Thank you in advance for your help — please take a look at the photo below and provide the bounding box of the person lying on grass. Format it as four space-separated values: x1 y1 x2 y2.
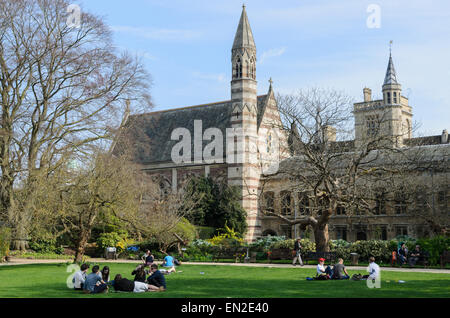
83 265 108 294
112 274 164 293
147 264 167 291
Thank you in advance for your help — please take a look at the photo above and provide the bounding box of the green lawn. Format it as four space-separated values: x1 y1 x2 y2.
0 263 449 298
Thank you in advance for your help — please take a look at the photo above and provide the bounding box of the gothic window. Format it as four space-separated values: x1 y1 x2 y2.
394 191 407 215
387 92 391 104
298 192 310 215
374 190 387 215
335 227 347 241
336 205 346 215
366 115 380 137
280 191 292 216
393 92 397 103
266 132 272 153
280 224 292 238
395 226 408 237
246 60 249 78
374 226 388 240
263 191 275 213
235 57 242 79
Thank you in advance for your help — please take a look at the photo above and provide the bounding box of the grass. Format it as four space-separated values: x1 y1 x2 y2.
0 263 449 298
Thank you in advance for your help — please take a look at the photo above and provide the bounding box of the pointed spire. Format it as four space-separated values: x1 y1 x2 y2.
232 4 255 50
383 47 399 85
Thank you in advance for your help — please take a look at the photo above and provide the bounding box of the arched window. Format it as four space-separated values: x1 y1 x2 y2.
281 191 292 216
263 191 275 213
246 60 249 78
235 58 241 79
387 92 391 104
298 192 310 215
393 92 397 103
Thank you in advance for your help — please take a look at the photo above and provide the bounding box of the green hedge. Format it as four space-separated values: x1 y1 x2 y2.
180 236 449 265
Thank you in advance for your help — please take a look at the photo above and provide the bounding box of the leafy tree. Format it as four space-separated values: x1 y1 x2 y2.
185 177 247 236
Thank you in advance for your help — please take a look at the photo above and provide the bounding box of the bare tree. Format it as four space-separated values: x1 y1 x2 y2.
0 0 152 249
258 88 427 252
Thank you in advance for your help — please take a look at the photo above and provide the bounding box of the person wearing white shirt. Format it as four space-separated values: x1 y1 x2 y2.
366 257 380 280
73 263 89 290
316 258 327 276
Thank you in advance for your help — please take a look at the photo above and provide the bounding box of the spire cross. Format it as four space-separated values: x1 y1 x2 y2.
269 77 273 86
389 40 393 55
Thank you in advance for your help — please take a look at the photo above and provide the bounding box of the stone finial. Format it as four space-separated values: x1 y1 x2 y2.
442 129 448 144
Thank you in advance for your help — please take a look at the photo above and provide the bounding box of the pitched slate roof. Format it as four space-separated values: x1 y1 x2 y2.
383 53 399 85
120 95 269 165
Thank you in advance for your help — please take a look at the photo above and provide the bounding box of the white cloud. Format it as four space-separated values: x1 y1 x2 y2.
259 47 287 64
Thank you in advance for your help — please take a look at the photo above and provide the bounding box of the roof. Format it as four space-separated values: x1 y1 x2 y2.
119 95 269 165
232 5 255 50
383 53 399 85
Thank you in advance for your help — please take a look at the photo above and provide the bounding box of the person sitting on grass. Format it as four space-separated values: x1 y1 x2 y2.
162 252 176 273
331 258 350 280
83 265 108 294
100 266 110 283
73 263 89 290
132 264 148 283
112 274 158 293
147 264 166 291
316 258 331 279
142 250 154 266
363 256 380 281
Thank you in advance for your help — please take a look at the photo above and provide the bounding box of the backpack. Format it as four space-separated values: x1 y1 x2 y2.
351 273 363 281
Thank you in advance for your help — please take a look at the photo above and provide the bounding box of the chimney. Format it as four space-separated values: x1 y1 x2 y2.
363 88 372 102
323 125 337 143
442 129 448 144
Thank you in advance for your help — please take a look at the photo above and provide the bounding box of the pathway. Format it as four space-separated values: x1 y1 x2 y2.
1 257 449 274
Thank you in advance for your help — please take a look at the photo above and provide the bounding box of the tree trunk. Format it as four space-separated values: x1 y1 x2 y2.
74 231 90 263
313 224 330 252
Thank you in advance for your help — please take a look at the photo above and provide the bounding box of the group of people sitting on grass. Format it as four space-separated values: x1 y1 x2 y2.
314 256 380 281
72 250 178 294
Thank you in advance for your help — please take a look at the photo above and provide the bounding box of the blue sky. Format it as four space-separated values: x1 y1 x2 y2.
80 0 450 136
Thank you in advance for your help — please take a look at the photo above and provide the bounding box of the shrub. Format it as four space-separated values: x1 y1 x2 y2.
416 236 450 266
96 230 132 253
248 236 286 251
29 238 63 254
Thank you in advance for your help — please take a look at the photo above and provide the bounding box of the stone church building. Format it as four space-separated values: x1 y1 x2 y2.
120 6 449 242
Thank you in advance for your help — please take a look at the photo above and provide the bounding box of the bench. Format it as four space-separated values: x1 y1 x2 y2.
268 248 295 262
212 247 246 263
441 250 450 268
302 252 337 264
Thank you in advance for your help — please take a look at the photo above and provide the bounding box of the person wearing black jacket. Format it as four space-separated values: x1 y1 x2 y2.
147 264 166 291
292 238 303 266
131 264 148 283
113 274 153 293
